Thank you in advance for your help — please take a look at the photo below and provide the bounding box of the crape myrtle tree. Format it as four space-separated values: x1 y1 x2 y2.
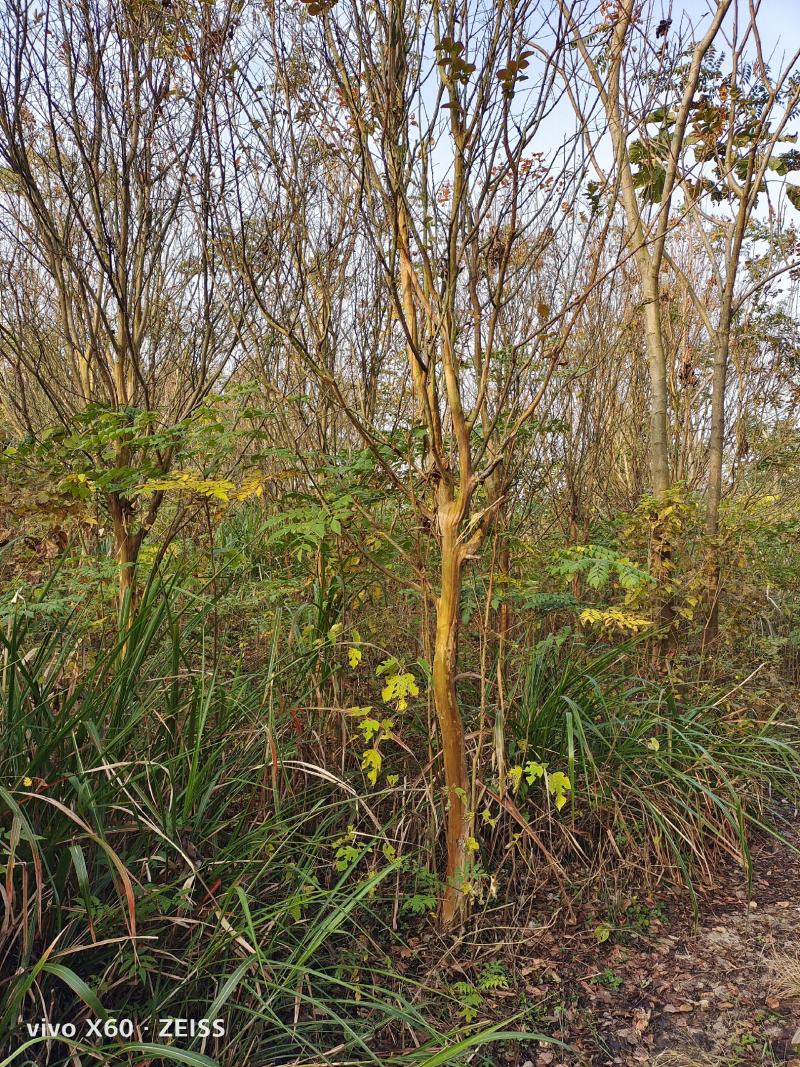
0 0 240 615
218 0 608 925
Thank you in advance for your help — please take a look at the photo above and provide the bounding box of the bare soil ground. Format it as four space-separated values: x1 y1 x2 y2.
503 804 800 1066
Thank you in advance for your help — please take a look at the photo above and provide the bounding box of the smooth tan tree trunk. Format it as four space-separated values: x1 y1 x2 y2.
432 503 470 928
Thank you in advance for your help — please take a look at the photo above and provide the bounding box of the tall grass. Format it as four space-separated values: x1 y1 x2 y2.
504 634 800 905
0 576 533 1065
4 561 798 1065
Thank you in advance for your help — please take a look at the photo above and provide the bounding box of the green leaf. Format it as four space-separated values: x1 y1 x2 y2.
41 963 107 1019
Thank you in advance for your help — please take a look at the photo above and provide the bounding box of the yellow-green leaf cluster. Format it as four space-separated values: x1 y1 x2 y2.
381 672 419 711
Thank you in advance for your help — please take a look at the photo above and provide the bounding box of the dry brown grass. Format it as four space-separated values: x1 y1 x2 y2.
653 1052 724 1067
767 949 800 1000
654 1050 780 1067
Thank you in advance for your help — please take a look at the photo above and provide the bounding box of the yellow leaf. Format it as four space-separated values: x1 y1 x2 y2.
361 748 382 785
381 672 420 710
595 922 612 943
547 770 571 813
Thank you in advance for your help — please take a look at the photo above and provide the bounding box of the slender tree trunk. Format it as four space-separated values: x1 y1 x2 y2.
493 529 510 800
497 534 511 649
109 492 140 622
486 472 510 661
568 497 582 601
702 327 730 649
637 282 677 660
702 196 746 650
641 285 672 500
432 499 470 928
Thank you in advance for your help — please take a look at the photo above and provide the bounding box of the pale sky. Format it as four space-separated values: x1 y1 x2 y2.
676 0 799 63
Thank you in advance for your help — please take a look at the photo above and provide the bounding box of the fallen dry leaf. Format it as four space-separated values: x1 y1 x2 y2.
632 1006 651 1037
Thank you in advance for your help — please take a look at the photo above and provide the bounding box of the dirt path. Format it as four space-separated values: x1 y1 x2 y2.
492 804 800 1065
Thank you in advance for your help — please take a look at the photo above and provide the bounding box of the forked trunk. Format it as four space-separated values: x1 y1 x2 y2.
432 504 470 928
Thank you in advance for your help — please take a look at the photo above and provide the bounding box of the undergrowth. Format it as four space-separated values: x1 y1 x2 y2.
0 578 532 1065
1 573 799 1064
498 636 800 906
